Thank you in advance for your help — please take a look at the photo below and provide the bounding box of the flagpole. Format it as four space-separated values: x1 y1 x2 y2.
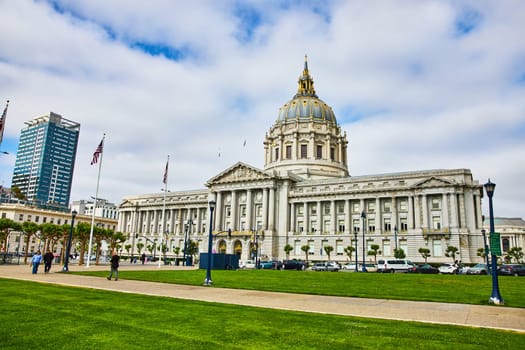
87 134 105 268
159 155 169 268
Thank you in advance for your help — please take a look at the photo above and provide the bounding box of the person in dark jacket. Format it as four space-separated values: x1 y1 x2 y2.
107 251 120 281
43 250 54 273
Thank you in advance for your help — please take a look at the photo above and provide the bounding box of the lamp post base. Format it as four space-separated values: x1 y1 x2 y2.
489 296 504 305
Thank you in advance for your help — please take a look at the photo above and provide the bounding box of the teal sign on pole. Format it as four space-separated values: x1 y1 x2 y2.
490 232 502 256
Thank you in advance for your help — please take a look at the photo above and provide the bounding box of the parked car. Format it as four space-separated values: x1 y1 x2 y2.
259 260 282 270
311 262 340 272
239 260 256 269
281 259 307 270
342 263 357 271
438 263 458 274
467 263 488 275
414 264 439 274
377 259 415 273
498 264 525 276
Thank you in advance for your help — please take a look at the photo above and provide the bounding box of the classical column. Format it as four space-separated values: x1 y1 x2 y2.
391 197 398 231
262 188 269 230
304 201 309 233
290 202 296 233
268 187 275 231
344 199 350 235
375 197 381 233
231 191 238 231
421 194 428 229
177 209 183 235
215 192 223 231
246 189 253 230
464 189 476 230
458 194 466 229
442 193 449 229
414 195 421 229
331 200 336 235
450 193 458 229
317 201 322 233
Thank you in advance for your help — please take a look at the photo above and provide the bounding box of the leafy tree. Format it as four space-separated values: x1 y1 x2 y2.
444 246 459 263
418 248 431 263
0 218 21 252
344 245 355 262
394 248 406 259
173 246 180 257
283 244 293 259
186 240 199 258
11 186 26 200
74 222 92 265
58 223 73 262
22 222 40 264
323 245 334 261
301 245 310 263
136 242 144 254
477 248 486 259
367 244 381 264
505 247 523 263
39 223 60 253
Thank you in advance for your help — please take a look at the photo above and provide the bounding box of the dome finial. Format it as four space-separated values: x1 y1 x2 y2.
296 55 317 98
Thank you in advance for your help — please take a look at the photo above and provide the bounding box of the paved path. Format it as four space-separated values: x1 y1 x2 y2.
1 263 524 333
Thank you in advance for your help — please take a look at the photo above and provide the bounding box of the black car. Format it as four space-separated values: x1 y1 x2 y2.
414 264 439 274
281 260 306 270
498 264 525 276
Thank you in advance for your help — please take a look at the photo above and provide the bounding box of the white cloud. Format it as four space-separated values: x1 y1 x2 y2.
0 0 524 218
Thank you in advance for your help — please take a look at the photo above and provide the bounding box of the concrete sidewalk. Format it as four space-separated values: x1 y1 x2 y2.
1 263 524 333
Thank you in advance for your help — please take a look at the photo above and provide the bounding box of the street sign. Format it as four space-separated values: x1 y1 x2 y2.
490 232 502 256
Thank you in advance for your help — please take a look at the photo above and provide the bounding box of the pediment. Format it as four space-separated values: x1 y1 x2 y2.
118 199 135 209
413 176 455 188
206 162 273 185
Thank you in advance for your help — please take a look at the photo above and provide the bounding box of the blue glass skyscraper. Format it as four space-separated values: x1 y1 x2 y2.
11 112 80 210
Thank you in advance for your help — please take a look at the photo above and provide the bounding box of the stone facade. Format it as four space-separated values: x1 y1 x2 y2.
117 59 486 264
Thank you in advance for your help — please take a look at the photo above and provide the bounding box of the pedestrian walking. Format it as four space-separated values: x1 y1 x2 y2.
141 253 146 265
107 251 120 281
43 250 54 273
31 250 42 274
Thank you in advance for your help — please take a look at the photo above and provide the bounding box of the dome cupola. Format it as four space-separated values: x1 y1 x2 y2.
264 56 349 180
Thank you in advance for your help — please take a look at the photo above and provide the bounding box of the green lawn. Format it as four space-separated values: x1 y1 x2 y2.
1 278 523 350
74 269 525 308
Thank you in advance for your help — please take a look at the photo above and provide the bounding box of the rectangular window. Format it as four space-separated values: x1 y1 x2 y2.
383 201 391 212
399 199 407 212
255 204 262 217
330 147 335 160
323 221 330 234
300 144 307 158
294 241 301 255
225 206 231 217
311 205 317 215
286 145 292 159
400 240 408 255
338 221 345 233
432 216 441 229
324 203 330 215
310 221 317 233
432 239 442 256
298 221 304 232
353 219 360 233
431 197 440 210
368 219 376 233
316 145 322 159
337 202 344 214
384 218 391 232
297 205 304 216
400 218 408 231
336 240 343 255
19 214 23 221
352 202 360 213
274 148 279 161
308 240 315 255
240 205 246 217
383 241 391 257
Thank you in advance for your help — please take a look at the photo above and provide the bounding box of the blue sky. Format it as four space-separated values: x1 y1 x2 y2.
1 0 524 218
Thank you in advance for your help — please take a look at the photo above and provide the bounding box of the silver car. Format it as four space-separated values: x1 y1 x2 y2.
467 263 488 275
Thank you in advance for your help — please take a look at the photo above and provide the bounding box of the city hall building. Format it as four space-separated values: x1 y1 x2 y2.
117 60 484 264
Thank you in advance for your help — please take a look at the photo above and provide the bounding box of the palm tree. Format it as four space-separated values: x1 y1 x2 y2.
367 244 380 264
444 246 459 263
301 245 310 264
283 244 293 260
418 248 431 263
323 245 334 261
344 245 355 262
21 222 40 264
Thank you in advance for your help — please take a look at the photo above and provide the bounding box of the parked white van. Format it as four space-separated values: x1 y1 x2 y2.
377 259 415 273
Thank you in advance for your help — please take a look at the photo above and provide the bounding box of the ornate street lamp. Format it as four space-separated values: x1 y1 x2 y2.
62 210 77 272
354 229 358 272
361 211 367 272
484 179 503 305
204 197 216 286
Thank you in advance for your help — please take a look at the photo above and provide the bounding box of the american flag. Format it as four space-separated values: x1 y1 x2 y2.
91 139 104 165
0 100 9 145
162 159 169 184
